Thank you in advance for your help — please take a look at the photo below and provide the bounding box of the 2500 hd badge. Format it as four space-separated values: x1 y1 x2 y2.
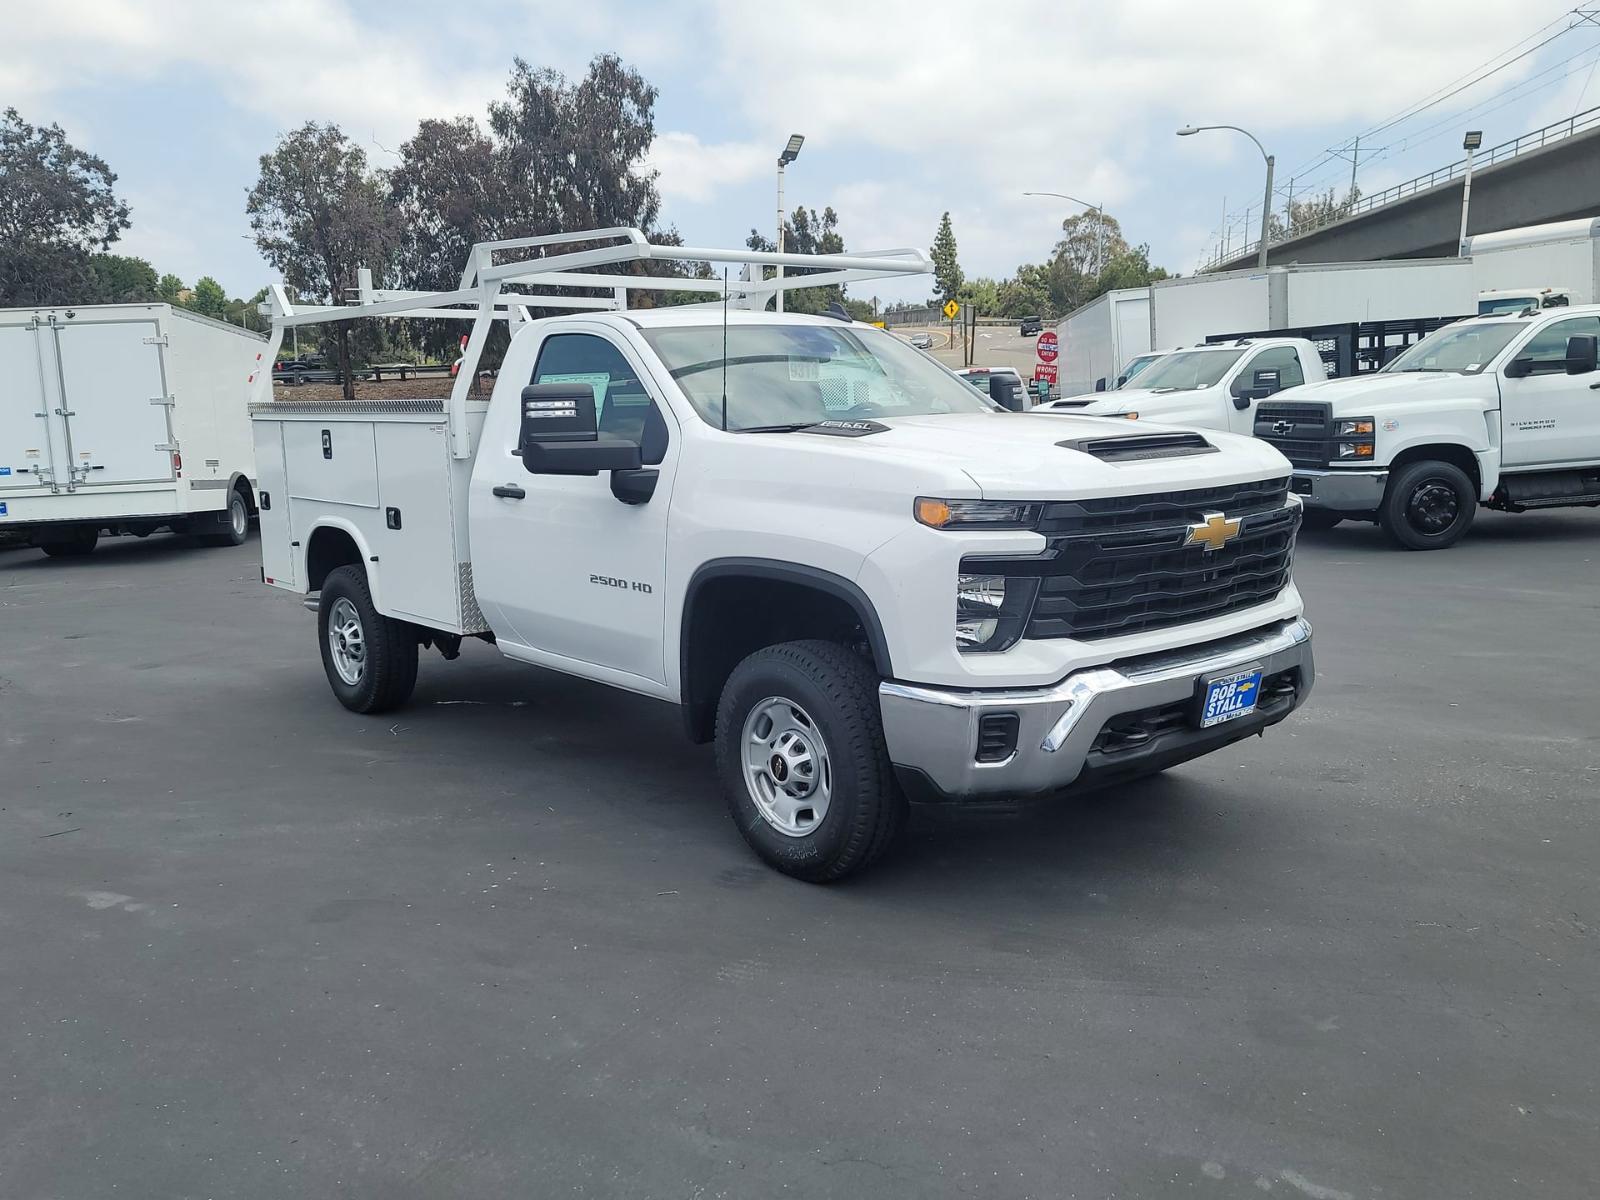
590 573 653 594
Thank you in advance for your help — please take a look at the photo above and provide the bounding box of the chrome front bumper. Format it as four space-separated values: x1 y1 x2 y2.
878 617 1314 800
1291 468 1387 513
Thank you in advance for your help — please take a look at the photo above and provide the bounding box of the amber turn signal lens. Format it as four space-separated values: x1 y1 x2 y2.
915 497 952 528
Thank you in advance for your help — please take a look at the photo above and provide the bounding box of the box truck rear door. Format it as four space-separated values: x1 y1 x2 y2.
51 319 176 486
0 322 68 493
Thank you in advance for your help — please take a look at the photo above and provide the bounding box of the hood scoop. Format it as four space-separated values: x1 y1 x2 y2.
1055 431 1218 462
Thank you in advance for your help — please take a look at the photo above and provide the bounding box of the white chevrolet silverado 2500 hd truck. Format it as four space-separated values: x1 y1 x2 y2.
1251 307 1600 549
249 230 1314 881
1038 338 1328 433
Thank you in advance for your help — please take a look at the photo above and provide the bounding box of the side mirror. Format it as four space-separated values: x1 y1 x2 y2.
1232 368 1281 409
1504 357 1533 379
517 383 642 475
1565 334 1598 375
1094 378 1107 392
988 375 1024 412
1115 374 1127 387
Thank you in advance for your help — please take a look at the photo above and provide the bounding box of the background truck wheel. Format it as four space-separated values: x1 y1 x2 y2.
1381 460 1476 550
714 639 906 883
38 529 99 558
196 488 250 547
317 565 418 713
1298 509 1343 532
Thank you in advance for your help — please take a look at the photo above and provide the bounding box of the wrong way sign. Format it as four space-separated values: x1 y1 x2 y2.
1034 363 1058 384
1036 330 1059 363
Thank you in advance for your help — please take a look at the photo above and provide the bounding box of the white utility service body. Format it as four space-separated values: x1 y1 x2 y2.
1251 306 1600 549
250 228 1315 881
1039 337 1328 434
0 303 265 554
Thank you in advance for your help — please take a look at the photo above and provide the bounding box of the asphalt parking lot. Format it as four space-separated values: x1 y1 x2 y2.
2 513 1596 1199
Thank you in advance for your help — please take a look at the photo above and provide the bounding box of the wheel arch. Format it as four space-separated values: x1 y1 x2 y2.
678 558 893 744
304 519 383 611
1387 442 1483 493
227 472 257 513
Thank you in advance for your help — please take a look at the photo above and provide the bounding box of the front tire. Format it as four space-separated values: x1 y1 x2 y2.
1381 460 1476 550
317 565 418 713
714 639 906 883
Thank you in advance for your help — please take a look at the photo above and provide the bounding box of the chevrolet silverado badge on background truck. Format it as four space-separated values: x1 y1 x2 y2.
1252 307 1600 548
249 229 1315 881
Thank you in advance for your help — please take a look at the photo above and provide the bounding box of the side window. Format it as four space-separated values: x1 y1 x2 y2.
1515 316 1600 375
1244 346 1305 391
530 333 667 463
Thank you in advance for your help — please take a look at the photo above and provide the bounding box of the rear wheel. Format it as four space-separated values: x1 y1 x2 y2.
714 639 905 883
1381 460 1476 550
198 488 250 547
317 565 418 713
38 528 99 558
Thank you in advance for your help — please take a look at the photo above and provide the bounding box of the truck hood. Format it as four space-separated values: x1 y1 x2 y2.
849 411 1291 498
1049 385 1212 416
1283 372 1495 414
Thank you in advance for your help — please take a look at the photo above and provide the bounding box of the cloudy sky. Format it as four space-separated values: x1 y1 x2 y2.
4 0 1596 303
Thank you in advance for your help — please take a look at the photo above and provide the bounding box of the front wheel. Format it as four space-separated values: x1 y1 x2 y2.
714 640 906 883
1380 460 1476 550
317 565 418 713
38 529 98 558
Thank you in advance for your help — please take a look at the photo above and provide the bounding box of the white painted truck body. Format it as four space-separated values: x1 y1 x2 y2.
0 304 264 544
249 229 1314 879
1055 288 1151 397
1039 337 1329 435
1250 306 1600 549
1464 216 1600 306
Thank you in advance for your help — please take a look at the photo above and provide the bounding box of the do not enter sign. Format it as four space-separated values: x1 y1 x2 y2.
1036 331 1059 363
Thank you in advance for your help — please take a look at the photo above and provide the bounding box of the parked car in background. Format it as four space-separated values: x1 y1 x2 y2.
1115 348 1173 389
1019 315 1043 336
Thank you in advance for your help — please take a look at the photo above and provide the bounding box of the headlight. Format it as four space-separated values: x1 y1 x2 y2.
915 498 1041 529
954 572 1041 653
1333 416 1375 460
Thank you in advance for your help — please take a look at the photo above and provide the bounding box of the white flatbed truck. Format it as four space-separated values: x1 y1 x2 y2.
250 228 1314 881
0 303 265 555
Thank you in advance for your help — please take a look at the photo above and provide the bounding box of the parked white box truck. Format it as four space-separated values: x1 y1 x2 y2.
0 303 265 555
1055 288 1152 397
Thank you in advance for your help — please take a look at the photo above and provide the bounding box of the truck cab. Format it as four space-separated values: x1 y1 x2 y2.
1477 288 1572 316
249 229 1315 882
1253 307 1600 548
1036 338 1327 435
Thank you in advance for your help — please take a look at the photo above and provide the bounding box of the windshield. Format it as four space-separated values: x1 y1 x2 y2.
1118 353 1161 386
1381 322 1524 373
641 322 996 431
1132 348 1244 391
1478 297 1536 316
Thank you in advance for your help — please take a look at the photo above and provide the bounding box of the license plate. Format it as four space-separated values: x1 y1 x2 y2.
1199 667 1264 728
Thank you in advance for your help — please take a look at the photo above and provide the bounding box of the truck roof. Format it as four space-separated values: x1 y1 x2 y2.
613 308 868 330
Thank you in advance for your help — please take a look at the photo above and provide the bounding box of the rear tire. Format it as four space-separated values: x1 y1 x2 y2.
317 565 418 713
198 488 250 547
1380 460 1476 550
714 639 906 883
1298 509 1343 532
38 529 99 558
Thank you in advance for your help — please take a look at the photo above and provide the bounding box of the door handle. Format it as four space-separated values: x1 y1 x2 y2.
1589 381 1600 389
492 484 527 500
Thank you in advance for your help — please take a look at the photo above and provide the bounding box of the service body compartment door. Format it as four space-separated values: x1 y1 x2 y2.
0 323 66 492
52 320 175 486
253 420 296 587
374 422 462 627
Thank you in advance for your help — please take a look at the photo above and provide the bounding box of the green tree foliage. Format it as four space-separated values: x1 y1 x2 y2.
157 272 186 302
189 275 228 319
957 276 1000 313
90 253 159 302
989 209 1171 319
0 108 130 306
247 122 393 400
747 204 846 314
930 211 962 302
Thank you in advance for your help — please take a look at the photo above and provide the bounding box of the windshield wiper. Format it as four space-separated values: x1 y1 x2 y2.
733 422 823 434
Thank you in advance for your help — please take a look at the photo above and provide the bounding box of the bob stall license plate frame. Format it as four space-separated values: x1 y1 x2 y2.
1196 664 1264 729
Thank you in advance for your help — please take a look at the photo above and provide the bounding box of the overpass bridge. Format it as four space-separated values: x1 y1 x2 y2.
1206 106 1600 271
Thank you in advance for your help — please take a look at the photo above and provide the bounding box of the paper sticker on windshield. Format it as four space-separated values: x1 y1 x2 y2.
788 358 820 382
1465 363 1479 371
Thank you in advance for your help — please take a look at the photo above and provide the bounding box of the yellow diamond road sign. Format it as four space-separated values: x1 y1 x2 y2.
942 299 960 320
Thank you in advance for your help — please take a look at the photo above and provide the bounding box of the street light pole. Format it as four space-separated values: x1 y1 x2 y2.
775 134 805 314
1177 124 1275 270
1458 130 1483 257
1022 191 1106 270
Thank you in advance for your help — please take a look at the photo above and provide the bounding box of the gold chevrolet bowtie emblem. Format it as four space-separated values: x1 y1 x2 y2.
1185 511 1242 551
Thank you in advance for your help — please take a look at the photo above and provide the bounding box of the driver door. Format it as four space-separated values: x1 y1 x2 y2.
469 330 680 687
1224 345 1307 435
1498 316 1600 469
